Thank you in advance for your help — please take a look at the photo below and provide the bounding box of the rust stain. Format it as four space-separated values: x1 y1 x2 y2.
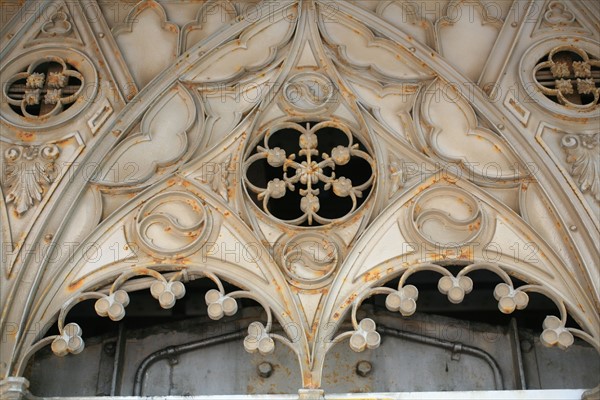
17 131 35 141
363 267 381 282
340 293 357 311
68 279 85 292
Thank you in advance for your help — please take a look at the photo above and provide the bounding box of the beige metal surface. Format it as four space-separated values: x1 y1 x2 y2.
1 0 598 398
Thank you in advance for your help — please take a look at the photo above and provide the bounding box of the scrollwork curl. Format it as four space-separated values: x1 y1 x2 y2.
132 191 213 258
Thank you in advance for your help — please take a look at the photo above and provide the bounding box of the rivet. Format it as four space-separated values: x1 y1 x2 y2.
258 362 273 378
498 124 505 130
569 225 577 231
511 22 518 27
99 32 105 38
103 342 116 356
520 339 533 353
356 360 372 377
409 47 416 52
44 233 53 241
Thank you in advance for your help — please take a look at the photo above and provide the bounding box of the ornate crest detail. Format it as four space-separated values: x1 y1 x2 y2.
2 144 60 216
561 133 600 201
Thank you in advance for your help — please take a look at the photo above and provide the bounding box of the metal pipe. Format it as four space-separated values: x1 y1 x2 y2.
378 325 504 390
132 324 503 394
133 330 246 395
110 322 127 395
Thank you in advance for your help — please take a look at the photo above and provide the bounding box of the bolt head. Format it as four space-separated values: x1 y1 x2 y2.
257 362 273 378
356 360 372 377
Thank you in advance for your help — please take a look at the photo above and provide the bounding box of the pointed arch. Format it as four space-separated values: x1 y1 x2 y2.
0 0 598 398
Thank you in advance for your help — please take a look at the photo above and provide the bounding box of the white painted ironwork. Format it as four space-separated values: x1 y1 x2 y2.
0 0 598 399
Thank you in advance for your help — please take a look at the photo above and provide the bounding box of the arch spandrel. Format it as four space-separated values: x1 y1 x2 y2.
1 0 598 398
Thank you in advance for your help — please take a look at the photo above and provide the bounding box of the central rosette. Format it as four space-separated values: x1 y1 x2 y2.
244 121 375 226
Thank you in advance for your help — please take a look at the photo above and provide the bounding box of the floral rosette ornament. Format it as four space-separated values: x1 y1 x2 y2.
244 121 375 226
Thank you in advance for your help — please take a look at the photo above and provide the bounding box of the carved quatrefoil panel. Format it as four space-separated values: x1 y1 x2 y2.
243 121 375 226
533 46 600 109
520 38 600 118
0 48 97 129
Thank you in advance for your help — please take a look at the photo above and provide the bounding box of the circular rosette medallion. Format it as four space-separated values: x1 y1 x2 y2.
243 121 375 226
274 232 343 288
1 48 97 129
132 191 212 258
520 38 600 118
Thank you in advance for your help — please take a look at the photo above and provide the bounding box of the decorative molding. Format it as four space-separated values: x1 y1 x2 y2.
111 0 179 89
532 0 591 37
181 0 238 54
93 83 197 189
504 91 531 126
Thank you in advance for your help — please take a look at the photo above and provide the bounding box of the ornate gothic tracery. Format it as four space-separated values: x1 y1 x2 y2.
0 0 599 399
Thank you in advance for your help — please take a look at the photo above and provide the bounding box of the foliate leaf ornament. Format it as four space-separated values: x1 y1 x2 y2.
3 144 60 215
561 133 600 201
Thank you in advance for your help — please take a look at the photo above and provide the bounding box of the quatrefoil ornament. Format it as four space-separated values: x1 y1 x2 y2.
244 121 375 226
533 46 600 110
3 56 84 119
